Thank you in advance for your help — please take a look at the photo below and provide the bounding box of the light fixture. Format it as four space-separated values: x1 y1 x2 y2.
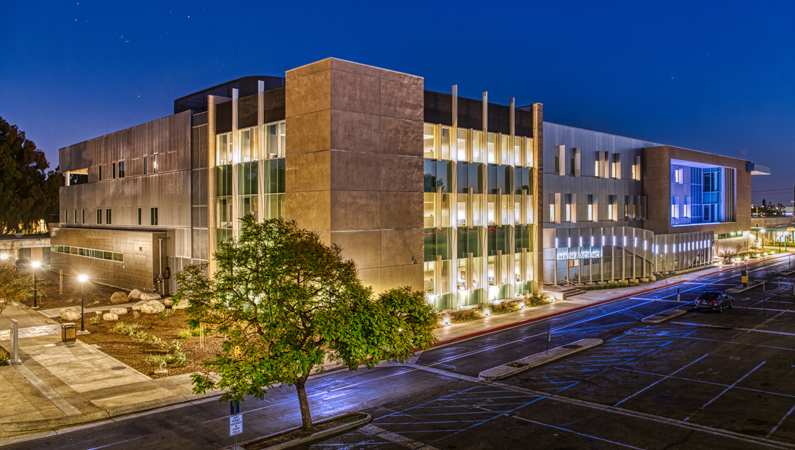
78 274 88 332
0 253 7 260
31 260 41 308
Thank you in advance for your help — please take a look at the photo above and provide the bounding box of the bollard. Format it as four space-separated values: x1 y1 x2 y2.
676 288 680 303
9 319 20 364
741 269 748 288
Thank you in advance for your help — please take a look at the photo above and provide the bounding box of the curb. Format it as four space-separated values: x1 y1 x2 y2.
434 254 788 348
227 412 372 450
479 338 603 380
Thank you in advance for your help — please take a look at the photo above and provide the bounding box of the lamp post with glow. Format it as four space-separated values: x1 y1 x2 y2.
1 253 8 262
78 274 88 332
31 260 41 308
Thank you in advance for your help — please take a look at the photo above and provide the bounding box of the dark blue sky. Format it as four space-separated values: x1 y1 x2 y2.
3 1 794 204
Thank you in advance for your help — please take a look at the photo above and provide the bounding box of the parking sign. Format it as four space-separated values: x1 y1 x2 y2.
230 414 243 436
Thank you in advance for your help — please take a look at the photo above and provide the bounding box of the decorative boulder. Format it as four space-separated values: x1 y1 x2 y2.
140 300 165 315
140 293 162 301
110 307 128 316
60 307 82 321
103 313 119 321
163 298 173 307
132 300 149 311
129 289 143 300
172 298 190 310
110 291 129 304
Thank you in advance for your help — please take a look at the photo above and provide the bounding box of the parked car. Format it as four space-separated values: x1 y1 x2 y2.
695 291 733 312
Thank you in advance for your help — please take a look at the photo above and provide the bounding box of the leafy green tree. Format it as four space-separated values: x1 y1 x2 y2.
0 116 62 233
175 216 437 431
0 264 31 314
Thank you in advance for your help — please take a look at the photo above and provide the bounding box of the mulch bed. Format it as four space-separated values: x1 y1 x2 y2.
62 309 224 378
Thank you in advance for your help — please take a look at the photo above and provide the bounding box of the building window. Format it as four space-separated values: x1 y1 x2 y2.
671 197 679 219
98 165 102 181
569 157 575 176
96 209 102 224
112 162 116 179
144 156 148 175
612 154 621 179
151 207 158 226
554 156 560 174
73 210 77 223
138 208 142 225
549 203 555 222
153 155 159 174
119 161 125 178
106 209 112 225
81 210 85 223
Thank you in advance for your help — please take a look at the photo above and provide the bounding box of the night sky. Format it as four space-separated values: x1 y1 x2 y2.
3 1 794 204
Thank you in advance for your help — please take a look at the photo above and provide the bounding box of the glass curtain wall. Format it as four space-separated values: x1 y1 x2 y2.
216 120 286 247
424 123 536 311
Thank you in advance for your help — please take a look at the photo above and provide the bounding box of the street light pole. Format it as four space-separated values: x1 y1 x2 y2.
31 260 41 308
78 274 88 332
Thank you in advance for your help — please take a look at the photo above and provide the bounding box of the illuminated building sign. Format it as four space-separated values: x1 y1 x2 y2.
557 250 602 260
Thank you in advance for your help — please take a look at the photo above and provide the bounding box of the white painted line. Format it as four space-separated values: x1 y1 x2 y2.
767 404 795 439
671 322 795 337
361 424 441 450
509 414 645 449
14 364 82 417
406 364 795 449
685 361 766 421
615 354 709 406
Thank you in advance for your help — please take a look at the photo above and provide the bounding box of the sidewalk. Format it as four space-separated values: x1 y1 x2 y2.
0 252 788 441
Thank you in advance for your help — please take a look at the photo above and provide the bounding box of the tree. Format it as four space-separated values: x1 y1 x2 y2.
175 216 437 431
0 264 31 314
0 116 62 233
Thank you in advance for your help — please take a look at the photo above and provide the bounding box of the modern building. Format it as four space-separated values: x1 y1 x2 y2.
52 58 543 308
541 122 769 285
52 57 768 304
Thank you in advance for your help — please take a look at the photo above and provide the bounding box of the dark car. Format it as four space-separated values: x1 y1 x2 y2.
695 291 733 312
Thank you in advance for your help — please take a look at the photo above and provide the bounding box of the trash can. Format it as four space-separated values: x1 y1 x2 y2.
61 323 76 344
741 269 748 288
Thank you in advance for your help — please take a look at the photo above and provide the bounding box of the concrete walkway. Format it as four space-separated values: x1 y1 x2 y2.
0 252 789 440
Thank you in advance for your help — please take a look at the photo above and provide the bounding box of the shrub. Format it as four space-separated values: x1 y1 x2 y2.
177 329 193 340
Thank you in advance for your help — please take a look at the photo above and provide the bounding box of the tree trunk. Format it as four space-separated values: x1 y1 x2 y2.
296 375 313 431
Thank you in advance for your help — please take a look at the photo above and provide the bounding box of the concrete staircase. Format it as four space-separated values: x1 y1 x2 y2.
544 285 586 300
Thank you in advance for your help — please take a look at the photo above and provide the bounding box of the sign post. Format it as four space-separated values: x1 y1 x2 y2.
230 401 242 449
9 319 19 364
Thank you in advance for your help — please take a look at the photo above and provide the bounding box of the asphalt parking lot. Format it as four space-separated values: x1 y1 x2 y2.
313 257 795 449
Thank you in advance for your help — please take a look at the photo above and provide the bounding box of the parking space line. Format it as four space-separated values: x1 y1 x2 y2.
685 361 766 421
508 414 645 449
767 404 795 439
612 366 795 400
749 310 788 333
615 353 709 406
671 321 795 337
361 424 441 449
683 336 795 352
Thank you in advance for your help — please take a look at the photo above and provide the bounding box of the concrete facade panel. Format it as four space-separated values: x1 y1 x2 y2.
380 191 423 230
329 70 380 116
380 154 422 192
330 110 381 153
331 231 381 270
330 151 381 192
381 229 423 267
286 151 331 192
330 191 381 231
285 191 331 231
381 79 424 120
381 117 422 157
285 110 331 155
284 69 330 118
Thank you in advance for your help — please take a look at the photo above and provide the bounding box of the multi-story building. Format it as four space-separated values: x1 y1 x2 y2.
52 57 767 304
52 58 544 309
542 122 769 285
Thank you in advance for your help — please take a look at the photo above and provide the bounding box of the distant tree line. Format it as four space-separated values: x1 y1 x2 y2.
0 116 63 234
752 199 787 217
